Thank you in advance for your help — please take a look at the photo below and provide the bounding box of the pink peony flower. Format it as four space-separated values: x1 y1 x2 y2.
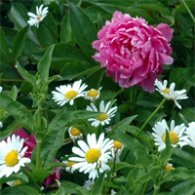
92 11 174 92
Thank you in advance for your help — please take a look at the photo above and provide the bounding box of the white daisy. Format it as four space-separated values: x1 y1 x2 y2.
180 122 195 148
83 179 94 191
69 133 113 180
152 119 186 152
27 4 48 28
64 161 77 173
155 79 188 109
52 80 87 106
84 87 102 101
0 135 31 178
164 163 175 171
86 101 117 127
68 126 83 142
111 140 124 161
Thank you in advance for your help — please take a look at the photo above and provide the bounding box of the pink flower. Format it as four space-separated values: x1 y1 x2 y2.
44 166 61 187
13 128 36 158
13 129 61 186
92 11 173 92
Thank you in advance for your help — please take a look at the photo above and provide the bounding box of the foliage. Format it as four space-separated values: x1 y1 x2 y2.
0 0 194 194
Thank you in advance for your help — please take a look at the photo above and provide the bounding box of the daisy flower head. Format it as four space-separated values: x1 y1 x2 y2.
68 126 83 142
69 133 113 180
52 80 88 106
180 122 195 148
152 119 186 152
155 79 188 109
0 135 31 178
27 4 48 28
164 163 175 171
84 87 102 101
64 160 77 173
86 101 117 127
111 140 124 160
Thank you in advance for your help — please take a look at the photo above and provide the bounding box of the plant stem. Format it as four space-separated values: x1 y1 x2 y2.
36 139 41 170
140 99 166 131
181 0 195 23
153 184 160 195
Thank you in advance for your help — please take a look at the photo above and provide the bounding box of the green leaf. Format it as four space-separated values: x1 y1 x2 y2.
69 2 96 57
160 167 195 185
92 174 105 195
0 94 33 131
42 110 98 166
37 45 54 82
163 179 195 195
1 185 39 195
32 14 58 47
169 67 195 90
0 28 11 65
16 62 36 87
59 181 88 195
12 26 29 63
112 115 137 132
60 13 72 43
30 169 50 183
8 3 28 30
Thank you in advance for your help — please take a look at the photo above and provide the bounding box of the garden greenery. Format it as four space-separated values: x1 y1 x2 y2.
0 0 194 194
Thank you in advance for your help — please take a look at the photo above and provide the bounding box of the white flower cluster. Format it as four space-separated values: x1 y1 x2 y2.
65 133 124 181
52 80 118 127
152 119 195 152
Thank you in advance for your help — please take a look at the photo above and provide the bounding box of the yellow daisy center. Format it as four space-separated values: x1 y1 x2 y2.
67 161 76 167
65 90 78 100
162 131 179 144
165 164 174 171
87 89 99 98
85 148 101 163
37 15 43 21
113 140 123 149
162 88 170 94
5 150 19 167
96 113 108 121
70 127 82 136
12 179 22 186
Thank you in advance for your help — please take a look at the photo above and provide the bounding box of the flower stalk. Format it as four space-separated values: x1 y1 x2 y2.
140 99 166 131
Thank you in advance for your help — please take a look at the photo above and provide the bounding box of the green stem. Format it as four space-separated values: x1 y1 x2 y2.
36 139 41 170
153 184 160 195
112 151 117 179
181 0 195 23
140 99 166 131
